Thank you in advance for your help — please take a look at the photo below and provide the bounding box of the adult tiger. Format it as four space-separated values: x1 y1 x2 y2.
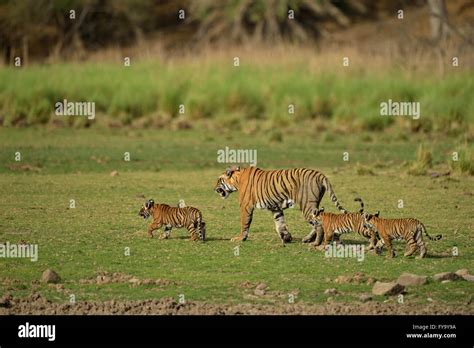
362 212 442 258
308 198 380 250
214 166 347 243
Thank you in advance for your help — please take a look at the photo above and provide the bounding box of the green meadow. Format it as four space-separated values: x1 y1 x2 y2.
0 127 472 306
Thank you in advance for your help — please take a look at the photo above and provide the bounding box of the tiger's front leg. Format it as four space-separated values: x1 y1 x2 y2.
147 221 162 238
159 225 172 239
313 225 332 251
384 237 395 258
272 209 292 244
231 206 254 242
367 230 379 251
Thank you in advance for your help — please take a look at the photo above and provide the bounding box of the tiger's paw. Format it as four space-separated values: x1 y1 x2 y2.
231 235 243 242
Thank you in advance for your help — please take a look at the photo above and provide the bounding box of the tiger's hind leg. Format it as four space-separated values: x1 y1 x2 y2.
310 224 326 250
199 222 206 241
404 236 418 257
302 222 321 244
415 229 427 259
186 224 199 241
272 209 292 244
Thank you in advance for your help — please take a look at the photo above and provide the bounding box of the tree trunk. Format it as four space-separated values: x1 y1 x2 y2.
427 0 449 42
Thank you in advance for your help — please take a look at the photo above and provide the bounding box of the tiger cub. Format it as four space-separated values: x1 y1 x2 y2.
138 199 206 241
308 198 380 250
362 212 441 258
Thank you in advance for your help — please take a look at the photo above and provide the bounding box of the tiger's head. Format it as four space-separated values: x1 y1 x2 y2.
310 207 325 226
214 166 241 199
138 199 155 219
362 211 380 230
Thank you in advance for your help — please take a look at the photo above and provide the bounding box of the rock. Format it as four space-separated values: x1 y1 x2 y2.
96 275 111 284
427 297 434 302
352 272 366 284
455 269 470 277
335 275 352 284
0 294 12 308
324 288 338 295
372 281 405 296
129 277 140 285
366 277 376 285
359 294 372 302
433 272 461 282
397 273 427 286
253 283 267 296
110 170 119 177
462 275 474 282
441 280 451 284
41 269 61 284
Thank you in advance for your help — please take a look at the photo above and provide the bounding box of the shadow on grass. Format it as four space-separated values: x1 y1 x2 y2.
167 235 230 242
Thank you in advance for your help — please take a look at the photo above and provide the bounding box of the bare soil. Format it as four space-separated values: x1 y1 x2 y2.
1 293 472 315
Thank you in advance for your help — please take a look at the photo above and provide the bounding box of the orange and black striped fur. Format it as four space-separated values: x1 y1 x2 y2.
362 213 441 258
214 166 347 243
308 198 380 250
138 199 206 241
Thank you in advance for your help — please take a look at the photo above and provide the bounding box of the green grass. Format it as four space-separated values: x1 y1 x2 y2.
0 128 473 306
0 60 473 133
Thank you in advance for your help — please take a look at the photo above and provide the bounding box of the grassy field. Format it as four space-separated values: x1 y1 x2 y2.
1 53 473 133
0 127 473 309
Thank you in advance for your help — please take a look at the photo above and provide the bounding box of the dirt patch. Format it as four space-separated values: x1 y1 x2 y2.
333 272 375 285
79 271 174 287
7 163 42 172
1 293 472 315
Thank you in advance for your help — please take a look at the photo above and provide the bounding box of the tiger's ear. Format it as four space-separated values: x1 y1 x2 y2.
145 199 154 209
363 212 371 221
374 211 380 217
225 166 240 177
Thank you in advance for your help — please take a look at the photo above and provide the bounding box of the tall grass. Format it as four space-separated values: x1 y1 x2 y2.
0 49 473 132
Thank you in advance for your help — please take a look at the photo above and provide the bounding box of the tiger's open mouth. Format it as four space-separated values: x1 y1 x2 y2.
138 209 151 219
215 187 229 199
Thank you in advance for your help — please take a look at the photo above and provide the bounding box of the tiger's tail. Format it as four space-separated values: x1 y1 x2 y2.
322 175 347 214
420 223 442 241
354 197 364 213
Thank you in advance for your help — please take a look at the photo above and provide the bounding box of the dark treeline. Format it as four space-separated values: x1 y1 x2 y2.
0 0 428 63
